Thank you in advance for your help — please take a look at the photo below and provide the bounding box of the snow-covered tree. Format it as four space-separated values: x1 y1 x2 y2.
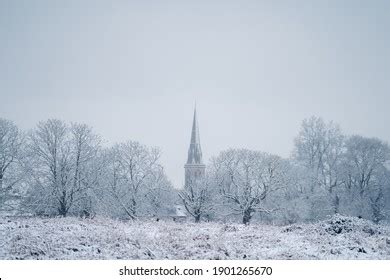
367 166 390 223
103 141 173 219
342 135 390 221
24 119 101 217
66 123 102 216
179 174 215 222
211 149 288 225
0 118 24 212
142 167 177 218
262 162 311 224
293 116 345 217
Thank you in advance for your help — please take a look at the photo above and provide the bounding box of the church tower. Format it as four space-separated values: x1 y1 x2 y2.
184 106 206 187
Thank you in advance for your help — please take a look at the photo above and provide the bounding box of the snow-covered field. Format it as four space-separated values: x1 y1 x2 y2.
1 215 389 260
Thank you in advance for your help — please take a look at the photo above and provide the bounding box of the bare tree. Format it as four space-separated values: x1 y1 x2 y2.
293 116 344 215
104 141 166 219
25 119 100 217
264 162 312 224
342 135 390 219
0 118 23 211
67 123 101 216
179 175 214 222
211 149 287 225
368 168 388 224
142 166 176 217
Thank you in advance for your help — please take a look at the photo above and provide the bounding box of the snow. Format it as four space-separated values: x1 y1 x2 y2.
0 215 389 260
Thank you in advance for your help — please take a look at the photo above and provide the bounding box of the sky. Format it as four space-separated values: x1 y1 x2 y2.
1 0 390 188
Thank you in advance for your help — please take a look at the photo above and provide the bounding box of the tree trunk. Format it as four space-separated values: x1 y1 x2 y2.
193 208 201 223
58 190 68 217
58 201 67 217
242 209 253 225
128 198 137 220
371 189 383 224
333 194 340 214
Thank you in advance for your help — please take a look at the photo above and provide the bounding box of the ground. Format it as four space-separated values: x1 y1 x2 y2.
0 215 389 260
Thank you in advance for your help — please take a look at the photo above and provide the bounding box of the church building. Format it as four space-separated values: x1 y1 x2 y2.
184 106 206 187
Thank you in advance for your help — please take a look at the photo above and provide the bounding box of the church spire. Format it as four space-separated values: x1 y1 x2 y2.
190 105 200 145
186 105 203 164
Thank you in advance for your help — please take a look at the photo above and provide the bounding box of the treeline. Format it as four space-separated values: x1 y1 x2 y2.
181 117 390 224
1 117 390 224
0 119 176 219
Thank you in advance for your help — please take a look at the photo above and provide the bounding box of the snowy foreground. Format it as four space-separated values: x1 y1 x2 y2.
1 215 389 260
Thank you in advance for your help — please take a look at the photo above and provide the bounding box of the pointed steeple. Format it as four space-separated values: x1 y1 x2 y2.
190 106 200 145
186 105 203 164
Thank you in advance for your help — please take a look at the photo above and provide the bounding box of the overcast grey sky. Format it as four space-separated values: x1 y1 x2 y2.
1 0 389 187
